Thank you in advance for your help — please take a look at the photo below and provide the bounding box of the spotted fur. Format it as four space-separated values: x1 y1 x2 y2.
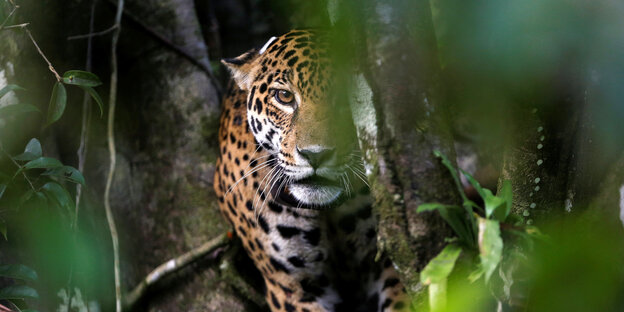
214 30 408 312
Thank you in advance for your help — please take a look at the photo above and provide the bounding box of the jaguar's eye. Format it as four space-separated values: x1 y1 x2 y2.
275 90 295 105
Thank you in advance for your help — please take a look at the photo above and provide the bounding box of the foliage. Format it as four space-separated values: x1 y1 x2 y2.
0 71 102 309
417 151 541 311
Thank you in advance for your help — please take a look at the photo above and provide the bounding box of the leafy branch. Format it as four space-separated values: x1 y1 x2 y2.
418 151 542 311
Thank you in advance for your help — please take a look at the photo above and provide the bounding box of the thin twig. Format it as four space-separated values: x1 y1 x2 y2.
104 0 124 311
0 4 18 29
0 145 36 191
68 1 98 309
74 0 98 229
67 24 118 41
123 233 230 310
0 22 28 30
24 28 62 81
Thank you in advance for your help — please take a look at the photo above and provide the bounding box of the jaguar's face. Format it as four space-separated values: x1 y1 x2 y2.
223 30 366 209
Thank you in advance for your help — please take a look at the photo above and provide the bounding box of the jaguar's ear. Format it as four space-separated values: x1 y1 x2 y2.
221 49 259 91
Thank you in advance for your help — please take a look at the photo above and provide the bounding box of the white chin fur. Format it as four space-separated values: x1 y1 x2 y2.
288 184 342 206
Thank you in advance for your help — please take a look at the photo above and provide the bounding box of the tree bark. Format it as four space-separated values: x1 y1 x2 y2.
337 0 460 300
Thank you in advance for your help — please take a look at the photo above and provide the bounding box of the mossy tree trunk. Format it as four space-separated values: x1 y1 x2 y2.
332 0 461 301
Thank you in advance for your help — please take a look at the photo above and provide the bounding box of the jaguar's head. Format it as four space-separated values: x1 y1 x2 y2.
223 30 366 209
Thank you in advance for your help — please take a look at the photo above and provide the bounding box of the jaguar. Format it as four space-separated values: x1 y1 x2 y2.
214 29 409 312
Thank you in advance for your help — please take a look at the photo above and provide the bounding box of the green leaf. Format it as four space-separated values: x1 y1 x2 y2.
439 207 474 247
14 138 42 161
0 264 38 281
13 152 38 161
434 151 473 216
483 189 505 219
434 151 465 197
23 157 63 170
0 219 6 240
46 82 67 126
24 138 42 157
42 166 86 186
417 203 452 213
421 244 462 285
478 217 503 281
0 84 25 99
498 180 513 220
41 182 74 214
62 70 102 87
18 189 34 206
0 103 41 118
78 85 104 116
459 169 487 200
0 285 39 300
0 184 5 200
429 280 447 312
467 267 485 283
30 192 48 209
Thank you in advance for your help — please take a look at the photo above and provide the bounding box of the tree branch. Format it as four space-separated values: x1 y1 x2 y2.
123 233 230 310
67 24 118 41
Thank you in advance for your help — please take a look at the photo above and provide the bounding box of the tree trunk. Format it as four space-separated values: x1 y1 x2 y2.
334 0 461 300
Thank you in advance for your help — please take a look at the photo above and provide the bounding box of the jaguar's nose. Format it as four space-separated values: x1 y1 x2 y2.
298 145 336 169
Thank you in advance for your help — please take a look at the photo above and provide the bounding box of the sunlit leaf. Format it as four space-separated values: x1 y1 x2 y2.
468 267 484 283
46 82 67 126
0 264 38 281
62 70 102 87
0 285 39 300
429 281 447 312
42 166 86 186
421 244 462 285
78 85 104 116
483 189 505 220
417 203 453 212
23 157 62 170
478 217 503 281
0 103 40 118
0 84 25 99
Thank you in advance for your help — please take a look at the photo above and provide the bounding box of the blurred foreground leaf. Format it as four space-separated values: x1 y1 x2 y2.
0 104 40 118
0 264 38 281
421 244 462 285
0 84 25 99
478 217 503 281
0 285 39 300
41 182 74 214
